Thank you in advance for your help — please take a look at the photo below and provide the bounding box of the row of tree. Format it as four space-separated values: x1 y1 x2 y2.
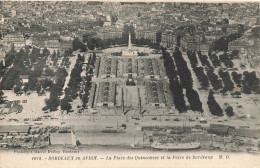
174 49 203 112
44 67 68 111
173 47 193 89
162 48 187 112
163 47 203 112
60 54 84 112
207 68 223 90
242 71 260 94
207 90 223 116
186 50 198 68
208 90 235 117
196 52 225 91
219 53 234 68
198 51 211 68
218 69 234 92
193 67 210 89
209 53 221 67
80 53 96 109
231 71 260 94
186 51 210 89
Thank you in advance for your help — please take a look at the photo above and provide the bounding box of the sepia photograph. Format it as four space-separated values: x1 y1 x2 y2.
0 1 259 168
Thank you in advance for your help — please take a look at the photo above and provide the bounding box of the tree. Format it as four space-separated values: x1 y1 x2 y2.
225 106 234 117
96 17 104 27
231 50 239 59
86 38 103 50
57 50 60 57
137 11 141 17
36 84 41 94
231 91 241 98
0 90 4 104
45 68 55 77
55 67 68 90
14 86 21 95
238 24 244 34
186 88 203 112
219 69 234 91
61 97 72 112
173 80 187 112
220 88 228 97
207 69 223 90
23 83 29 94
222 18 229 25
42 47 50 57
231 72 242 85
81 92 89 109
51 50 57 61
45 95 59 111
207 90 223 116
243 71 259 92
111 15 118 23
64 49 73 57
122 24 135 44
251 27 260 38
28 73 38 90
193 66 209 88
211 54 221 67
243 84 251 94
41 78 53 89
45 85 60 111
73 37 86 51
30 47 41 64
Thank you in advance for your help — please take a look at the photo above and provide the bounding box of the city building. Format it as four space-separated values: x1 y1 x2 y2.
180 35 198 52
228 39 251 52
135 28 158 44
97 27 123 40
19 75 29 84
59 40 73 54
160 31 177 48
2 33 25 51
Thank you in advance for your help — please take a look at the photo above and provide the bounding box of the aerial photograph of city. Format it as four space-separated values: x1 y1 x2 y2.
0 1 259 159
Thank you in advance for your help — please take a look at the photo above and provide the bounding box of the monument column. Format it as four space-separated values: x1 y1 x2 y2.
128 33 132 50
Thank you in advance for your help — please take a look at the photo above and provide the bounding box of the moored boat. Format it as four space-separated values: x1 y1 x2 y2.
151 141 200 150
130 143 144 149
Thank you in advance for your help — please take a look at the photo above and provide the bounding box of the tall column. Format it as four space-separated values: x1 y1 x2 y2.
128 33 132 50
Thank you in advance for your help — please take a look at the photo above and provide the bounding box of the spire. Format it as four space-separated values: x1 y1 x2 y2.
128 33 132 50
